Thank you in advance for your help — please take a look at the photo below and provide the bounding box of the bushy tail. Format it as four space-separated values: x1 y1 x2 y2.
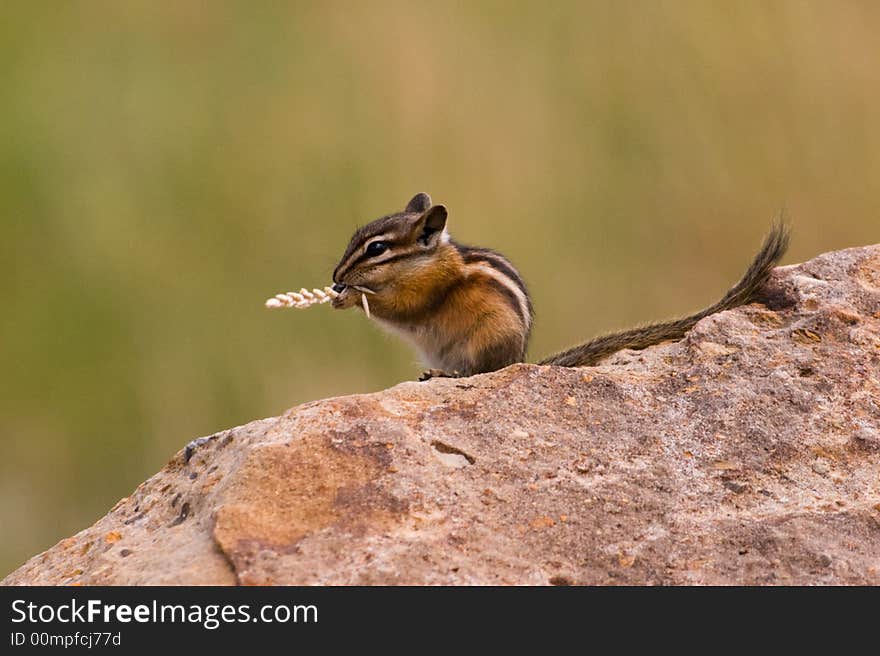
540 220 790 368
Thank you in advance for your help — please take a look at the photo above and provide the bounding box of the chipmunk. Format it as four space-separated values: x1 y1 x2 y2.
330 192 789 380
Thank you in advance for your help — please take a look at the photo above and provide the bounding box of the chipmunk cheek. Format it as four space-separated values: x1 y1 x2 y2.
331 294 355 309
329 286 356 309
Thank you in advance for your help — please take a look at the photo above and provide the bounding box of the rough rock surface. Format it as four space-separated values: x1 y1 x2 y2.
4 245 880 586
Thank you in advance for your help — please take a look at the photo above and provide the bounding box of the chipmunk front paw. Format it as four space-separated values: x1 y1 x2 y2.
418 369 461 382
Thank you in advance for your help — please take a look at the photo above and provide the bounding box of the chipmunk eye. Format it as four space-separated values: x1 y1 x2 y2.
366 241 389 257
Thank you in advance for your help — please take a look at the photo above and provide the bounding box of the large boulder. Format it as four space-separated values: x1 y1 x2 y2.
4 244 879 585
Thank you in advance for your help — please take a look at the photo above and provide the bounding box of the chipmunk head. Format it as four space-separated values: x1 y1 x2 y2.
331 193 455 315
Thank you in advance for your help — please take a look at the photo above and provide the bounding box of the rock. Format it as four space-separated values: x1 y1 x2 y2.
4 244 880 586
812 460 830 475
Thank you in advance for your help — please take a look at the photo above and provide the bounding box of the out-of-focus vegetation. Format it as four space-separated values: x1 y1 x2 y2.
1 1 878 575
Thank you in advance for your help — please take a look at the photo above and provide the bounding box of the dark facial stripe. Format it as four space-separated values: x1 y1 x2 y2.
346 246 429 274
334 211 416 280
346 241 403 269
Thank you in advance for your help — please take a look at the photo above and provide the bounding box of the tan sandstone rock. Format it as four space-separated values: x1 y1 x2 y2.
4 244 880 585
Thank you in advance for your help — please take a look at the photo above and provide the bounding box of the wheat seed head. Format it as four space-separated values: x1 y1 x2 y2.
265 285 372 318
264 286 339 309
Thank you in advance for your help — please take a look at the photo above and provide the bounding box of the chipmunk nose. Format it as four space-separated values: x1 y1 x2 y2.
331 283 346 294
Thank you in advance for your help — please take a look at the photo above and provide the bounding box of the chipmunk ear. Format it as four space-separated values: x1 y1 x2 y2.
412 204 448 248
405 192 432 213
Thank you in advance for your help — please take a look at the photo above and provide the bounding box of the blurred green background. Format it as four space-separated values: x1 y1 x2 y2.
1 1 878 576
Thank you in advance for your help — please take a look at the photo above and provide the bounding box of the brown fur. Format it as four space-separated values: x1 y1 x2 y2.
331 193 790 377
338 242 526 375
